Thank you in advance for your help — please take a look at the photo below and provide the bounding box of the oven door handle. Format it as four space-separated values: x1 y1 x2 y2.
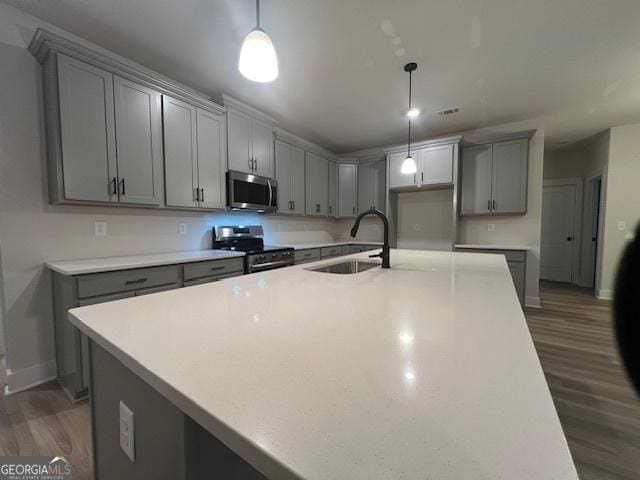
267 179 273 208
250 260 294 272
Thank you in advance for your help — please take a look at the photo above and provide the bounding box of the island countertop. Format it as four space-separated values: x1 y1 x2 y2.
69 249 577 480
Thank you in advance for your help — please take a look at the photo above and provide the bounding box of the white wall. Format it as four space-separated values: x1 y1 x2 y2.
0 5 341 391
457 119 546 307
396 189 453 250
599 125 640 297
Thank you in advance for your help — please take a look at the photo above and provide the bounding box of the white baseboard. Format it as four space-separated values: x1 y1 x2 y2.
525 296 541 308
4 359 57 395
596 289 613 300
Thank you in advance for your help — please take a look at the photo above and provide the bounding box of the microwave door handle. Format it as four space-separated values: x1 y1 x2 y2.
267 179 273 207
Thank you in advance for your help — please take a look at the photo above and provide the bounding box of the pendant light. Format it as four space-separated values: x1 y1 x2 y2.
239 0 279 83
400 62 418 175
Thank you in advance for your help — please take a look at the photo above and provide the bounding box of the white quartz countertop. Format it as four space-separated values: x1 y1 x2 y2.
271 240 383 250
454 243 531 251
69 250 576 480
46 250 245 275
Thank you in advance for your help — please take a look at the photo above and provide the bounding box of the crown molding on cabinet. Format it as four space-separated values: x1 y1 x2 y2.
28 28 225 115
461 129 536 146
383 135 463 155
273 127 337 161
221 94 278 125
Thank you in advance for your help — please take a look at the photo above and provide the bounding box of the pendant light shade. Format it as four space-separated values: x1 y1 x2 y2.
239 0 279 83
402 62 418 175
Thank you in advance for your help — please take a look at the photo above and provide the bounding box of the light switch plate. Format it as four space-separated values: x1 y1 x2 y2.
617 221 626 231
94 222 107 237
119 401 135 462
179 223 187 235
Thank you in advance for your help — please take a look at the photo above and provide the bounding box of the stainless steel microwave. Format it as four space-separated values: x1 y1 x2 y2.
226 170 278 213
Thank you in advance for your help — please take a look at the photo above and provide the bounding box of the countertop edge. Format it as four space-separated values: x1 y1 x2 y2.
453 244 531 251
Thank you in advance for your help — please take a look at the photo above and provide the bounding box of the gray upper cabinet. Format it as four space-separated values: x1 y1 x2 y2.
461 144 493 215
358 160 386 214
460 138 528 215
328 161 337 217
226 107 274 177
305 152 328 216
491 139 528 214
163 96 198 208
419 144 453 186
388 151 416 189
275 139 305 215
338 163 357 217
113 76 163 205
195 108 226 209
164 96 226 209
56 54 117 203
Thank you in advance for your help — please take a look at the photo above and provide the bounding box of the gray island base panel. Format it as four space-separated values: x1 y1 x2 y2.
70 250 578 480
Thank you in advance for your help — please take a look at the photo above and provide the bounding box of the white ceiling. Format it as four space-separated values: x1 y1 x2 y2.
7 0 640 152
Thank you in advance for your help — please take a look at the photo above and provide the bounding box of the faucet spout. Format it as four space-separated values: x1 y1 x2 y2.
350 208 391 268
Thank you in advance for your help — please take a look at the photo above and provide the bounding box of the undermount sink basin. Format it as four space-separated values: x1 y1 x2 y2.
306 259 380 274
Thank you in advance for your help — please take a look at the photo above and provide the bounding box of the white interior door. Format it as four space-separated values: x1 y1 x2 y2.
541 184 577 282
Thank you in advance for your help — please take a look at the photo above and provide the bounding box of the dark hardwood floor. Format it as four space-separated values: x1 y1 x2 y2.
0 281 637 479
526 281 640 480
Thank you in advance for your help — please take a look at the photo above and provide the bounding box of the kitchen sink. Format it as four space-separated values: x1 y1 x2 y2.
306 259 380 274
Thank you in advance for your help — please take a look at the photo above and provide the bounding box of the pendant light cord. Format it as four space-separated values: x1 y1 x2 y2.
256 0 261 28
407 70 412 158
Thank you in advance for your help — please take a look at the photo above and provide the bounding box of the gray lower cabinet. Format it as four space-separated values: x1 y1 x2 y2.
460 138 528 215
294 249 321 264
52 258 244 400
48 53 163 206
320 246 343 259
294 244 381 264
357 160 386 214
454 248 526 306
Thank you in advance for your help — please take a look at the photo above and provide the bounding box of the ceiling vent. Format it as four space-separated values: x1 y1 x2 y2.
436 107 460 116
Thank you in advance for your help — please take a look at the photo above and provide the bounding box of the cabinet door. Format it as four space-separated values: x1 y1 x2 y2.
163 96 197 208
113 77 163 205
316 156 329 216
328 161 337 217
507 261 525 306
460 144 493 215
275 139 292 214
227 109 252 173
388 151 417 189
289 145 305 215
196 108 225 209
252 118 274 177
492 139 528 214
371 160 386 213
357 163 373 214
338 164 357 217
420 144 453 185
57 54 117 202
305 153 317 215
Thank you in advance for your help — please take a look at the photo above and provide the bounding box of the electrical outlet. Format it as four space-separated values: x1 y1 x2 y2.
413 224 421 231
617 221 626 231
119 401 135 462
487 223 495 232
179 223 187 235
94 222 107 237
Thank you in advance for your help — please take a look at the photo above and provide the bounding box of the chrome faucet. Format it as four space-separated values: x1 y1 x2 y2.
350 208 390 268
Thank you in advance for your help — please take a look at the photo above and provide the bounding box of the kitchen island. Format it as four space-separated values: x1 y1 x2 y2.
69 249 577 479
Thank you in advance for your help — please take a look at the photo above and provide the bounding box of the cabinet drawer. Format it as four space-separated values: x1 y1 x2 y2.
183 257 244 281
342 245 350 255
349 245 365 254
136 283 180 296
295 249 320 264
78 265 179 299
183 271 241 287
321 246 343 258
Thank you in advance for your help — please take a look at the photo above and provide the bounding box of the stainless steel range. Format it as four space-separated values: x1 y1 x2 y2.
212 225 294 273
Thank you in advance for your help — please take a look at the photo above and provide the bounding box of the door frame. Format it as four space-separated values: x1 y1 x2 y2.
542 177 583 284
580 169 605 288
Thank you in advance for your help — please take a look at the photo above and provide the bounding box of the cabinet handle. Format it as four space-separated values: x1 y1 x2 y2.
253 159 257 171
329 205 332 214
120 178 126 196
200 188 205 202
421 172 424 183
292 200 295 210
210 265 225 271
125 277 147 285
488 199 492 211
353 206 355 214
414 173 416 183
248 158 253 171
316 203 320 213
493 200 497 211
195 188 200 202
111 177 117 195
